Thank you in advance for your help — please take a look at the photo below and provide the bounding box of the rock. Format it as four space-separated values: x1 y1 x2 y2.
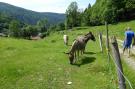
67 81 72 85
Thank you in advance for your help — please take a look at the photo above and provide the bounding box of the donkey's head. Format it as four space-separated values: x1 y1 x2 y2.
85 31 96 42
65 52 74 64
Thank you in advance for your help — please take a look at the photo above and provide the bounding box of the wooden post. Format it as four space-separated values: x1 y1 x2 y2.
105 21 110 62
99 32 103 52
111 36 126 89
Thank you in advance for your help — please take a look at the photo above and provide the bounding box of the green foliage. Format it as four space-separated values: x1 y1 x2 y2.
55 23 65 31
81 4 91 26
126 0 135 9
40 31 50 38
48 25 57 32
0 12 51 39
37 18 48 33
22 25 39 39
0 2 66 39
0 13 12 33
47 23 65 32
65 2 81 29
0 2 65 25
102 8 117 23
9 20 21 37
82 0 135 26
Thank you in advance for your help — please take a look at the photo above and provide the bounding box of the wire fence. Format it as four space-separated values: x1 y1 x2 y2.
98 31 134 89
109 53 134 89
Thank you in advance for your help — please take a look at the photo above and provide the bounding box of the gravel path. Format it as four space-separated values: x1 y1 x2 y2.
117 39 135 70
103 35 135 70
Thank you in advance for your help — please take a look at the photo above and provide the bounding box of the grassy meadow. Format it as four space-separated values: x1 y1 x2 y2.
0 20 135 89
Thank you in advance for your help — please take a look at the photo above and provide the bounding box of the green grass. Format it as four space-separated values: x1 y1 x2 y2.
0 20 135 89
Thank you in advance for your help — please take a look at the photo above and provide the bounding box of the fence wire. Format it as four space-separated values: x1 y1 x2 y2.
98 32 134 89
109 53 134 89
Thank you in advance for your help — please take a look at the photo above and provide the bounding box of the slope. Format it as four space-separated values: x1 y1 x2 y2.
0 2 65 25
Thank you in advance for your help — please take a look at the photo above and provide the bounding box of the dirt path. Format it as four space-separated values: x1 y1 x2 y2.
103 35 135 70
119 48 135 70
117 39 135 70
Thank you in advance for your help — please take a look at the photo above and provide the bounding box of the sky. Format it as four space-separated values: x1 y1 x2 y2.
0 0 96 13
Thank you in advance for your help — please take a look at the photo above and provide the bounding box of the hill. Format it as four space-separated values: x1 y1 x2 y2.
87 0 135 25
0 20 135 88
0 2 65 25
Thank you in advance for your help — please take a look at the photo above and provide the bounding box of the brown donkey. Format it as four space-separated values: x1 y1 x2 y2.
68 32 95 64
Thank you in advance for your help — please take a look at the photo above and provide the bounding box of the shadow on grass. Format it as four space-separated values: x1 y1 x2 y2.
73 56 96 67
84 52 96 55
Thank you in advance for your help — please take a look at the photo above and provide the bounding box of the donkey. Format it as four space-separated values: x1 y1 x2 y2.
68 32 95 64
63 35 69 46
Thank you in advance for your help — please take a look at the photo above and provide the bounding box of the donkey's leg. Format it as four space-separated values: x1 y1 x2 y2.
77 50 79 61
74 52 77 63
83 45 86 54
82 48 84 54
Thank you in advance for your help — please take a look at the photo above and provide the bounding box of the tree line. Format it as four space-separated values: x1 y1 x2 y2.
65 0 135 28
0 12 65 39
0 0 135 39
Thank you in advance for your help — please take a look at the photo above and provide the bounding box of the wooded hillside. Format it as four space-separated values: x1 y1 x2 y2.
88 0 135 25
0 2 65 25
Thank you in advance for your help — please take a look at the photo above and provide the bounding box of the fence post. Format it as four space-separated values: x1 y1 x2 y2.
99 32 103 52
111 36 126 89
105 21 110 62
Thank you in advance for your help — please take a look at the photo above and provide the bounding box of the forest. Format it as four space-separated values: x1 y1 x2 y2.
0 0 135 38
66 0 135 28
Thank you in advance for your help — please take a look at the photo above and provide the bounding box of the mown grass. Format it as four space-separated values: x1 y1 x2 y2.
0 20 135 89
